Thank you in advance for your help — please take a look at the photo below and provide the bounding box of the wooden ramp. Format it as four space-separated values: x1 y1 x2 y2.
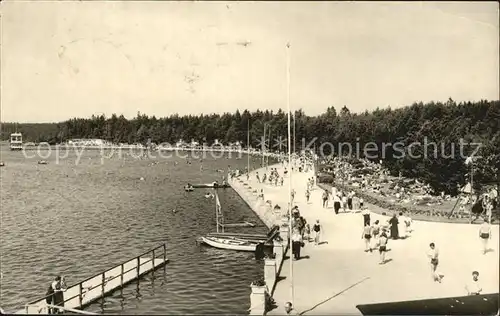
19 244 169 314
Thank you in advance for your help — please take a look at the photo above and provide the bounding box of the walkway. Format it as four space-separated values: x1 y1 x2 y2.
239 164 499 315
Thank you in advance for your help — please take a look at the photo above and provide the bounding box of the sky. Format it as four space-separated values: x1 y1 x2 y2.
1 1 498 123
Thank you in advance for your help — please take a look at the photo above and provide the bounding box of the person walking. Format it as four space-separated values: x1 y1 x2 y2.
479 221 492 254
333 194 341 214
347 191 354 211
379 230 389 264
312 220 322 245
389 213 399 240
372 220 381 248
427 243 442 283
291 228 303 260
362 208 371 226
305 189 310 203
362 223 372 252
342 194 348 212
322 189 329 208
398 212 407 239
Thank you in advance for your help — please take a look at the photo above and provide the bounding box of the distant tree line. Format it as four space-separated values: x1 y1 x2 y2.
2 99 499 195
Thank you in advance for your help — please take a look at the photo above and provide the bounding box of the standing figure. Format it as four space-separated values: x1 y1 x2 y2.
342 194 348 212
389 214 399 240
398 212 407 239
362 224 372 252
333 194 341 214
322 190 329 208
305 189 310 203
371 220 381 248
362 208 371 227
347 191 353 211
379 231 389 264
50 276 67 314
479 221 492 254
427 243 442 283
304 224 311 242
312 220 322 245
291 228 303 260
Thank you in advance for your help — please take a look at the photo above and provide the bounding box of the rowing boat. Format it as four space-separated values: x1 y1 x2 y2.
190 183 229 189
199 236 258 252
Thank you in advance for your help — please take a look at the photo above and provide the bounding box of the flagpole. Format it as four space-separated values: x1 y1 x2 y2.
286 41 294 305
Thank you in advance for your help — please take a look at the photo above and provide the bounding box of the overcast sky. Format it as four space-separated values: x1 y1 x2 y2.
1 1 498 123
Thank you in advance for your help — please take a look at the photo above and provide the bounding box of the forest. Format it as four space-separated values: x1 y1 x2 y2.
2 99 499 195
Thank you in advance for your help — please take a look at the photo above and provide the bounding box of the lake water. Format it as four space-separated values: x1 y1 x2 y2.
0 146 272 314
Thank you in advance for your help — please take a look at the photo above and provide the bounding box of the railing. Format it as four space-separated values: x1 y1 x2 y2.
24 244 167 314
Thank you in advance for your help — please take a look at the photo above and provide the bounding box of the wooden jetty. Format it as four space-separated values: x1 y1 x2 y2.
19 244 169 314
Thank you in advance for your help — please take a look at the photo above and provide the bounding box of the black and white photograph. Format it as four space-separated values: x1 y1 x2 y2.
0 1 499 315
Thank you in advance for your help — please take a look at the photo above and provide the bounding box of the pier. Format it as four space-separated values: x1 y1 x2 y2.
19 244 169 315
231 164 499 315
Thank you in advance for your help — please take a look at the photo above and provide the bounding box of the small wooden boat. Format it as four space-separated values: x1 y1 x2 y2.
191 183 229 189
184 185 194 192
38 160 48 165
0 162 5 167
199 236 258 252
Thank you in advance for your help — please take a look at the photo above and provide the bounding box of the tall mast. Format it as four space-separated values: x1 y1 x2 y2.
286 41 294 305
247 120 250 172
215 190 219 233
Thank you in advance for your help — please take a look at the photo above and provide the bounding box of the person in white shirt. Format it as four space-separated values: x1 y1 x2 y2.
427 243 442 283
465 271 482 295
398 212 407 239
342 194 348 212
333 194 342 214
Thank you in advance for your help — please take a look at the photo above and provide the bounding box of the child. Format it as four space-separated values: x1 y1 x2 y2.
304 224 311 242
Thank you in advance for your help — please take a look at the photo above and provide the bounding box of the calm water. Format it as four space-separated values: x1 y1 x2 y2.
0 146 272 314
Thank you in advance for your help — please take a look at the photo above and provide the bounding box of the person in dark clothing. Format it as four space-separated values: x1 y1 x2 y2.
389 214 399 240
362 208 371 226
49 276 66 314
291 228 303 260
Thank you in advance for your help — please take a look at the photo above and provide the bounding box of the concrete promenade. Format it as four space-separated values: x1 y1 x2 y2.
233 164 499 315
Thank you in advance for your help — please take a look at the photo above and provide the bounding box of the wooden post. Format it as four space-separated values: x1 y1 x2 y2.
163 244 167 274
137 256 140 278
101 274 105 298
120 264 124 288
152 249 155 276
79 282 83 307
